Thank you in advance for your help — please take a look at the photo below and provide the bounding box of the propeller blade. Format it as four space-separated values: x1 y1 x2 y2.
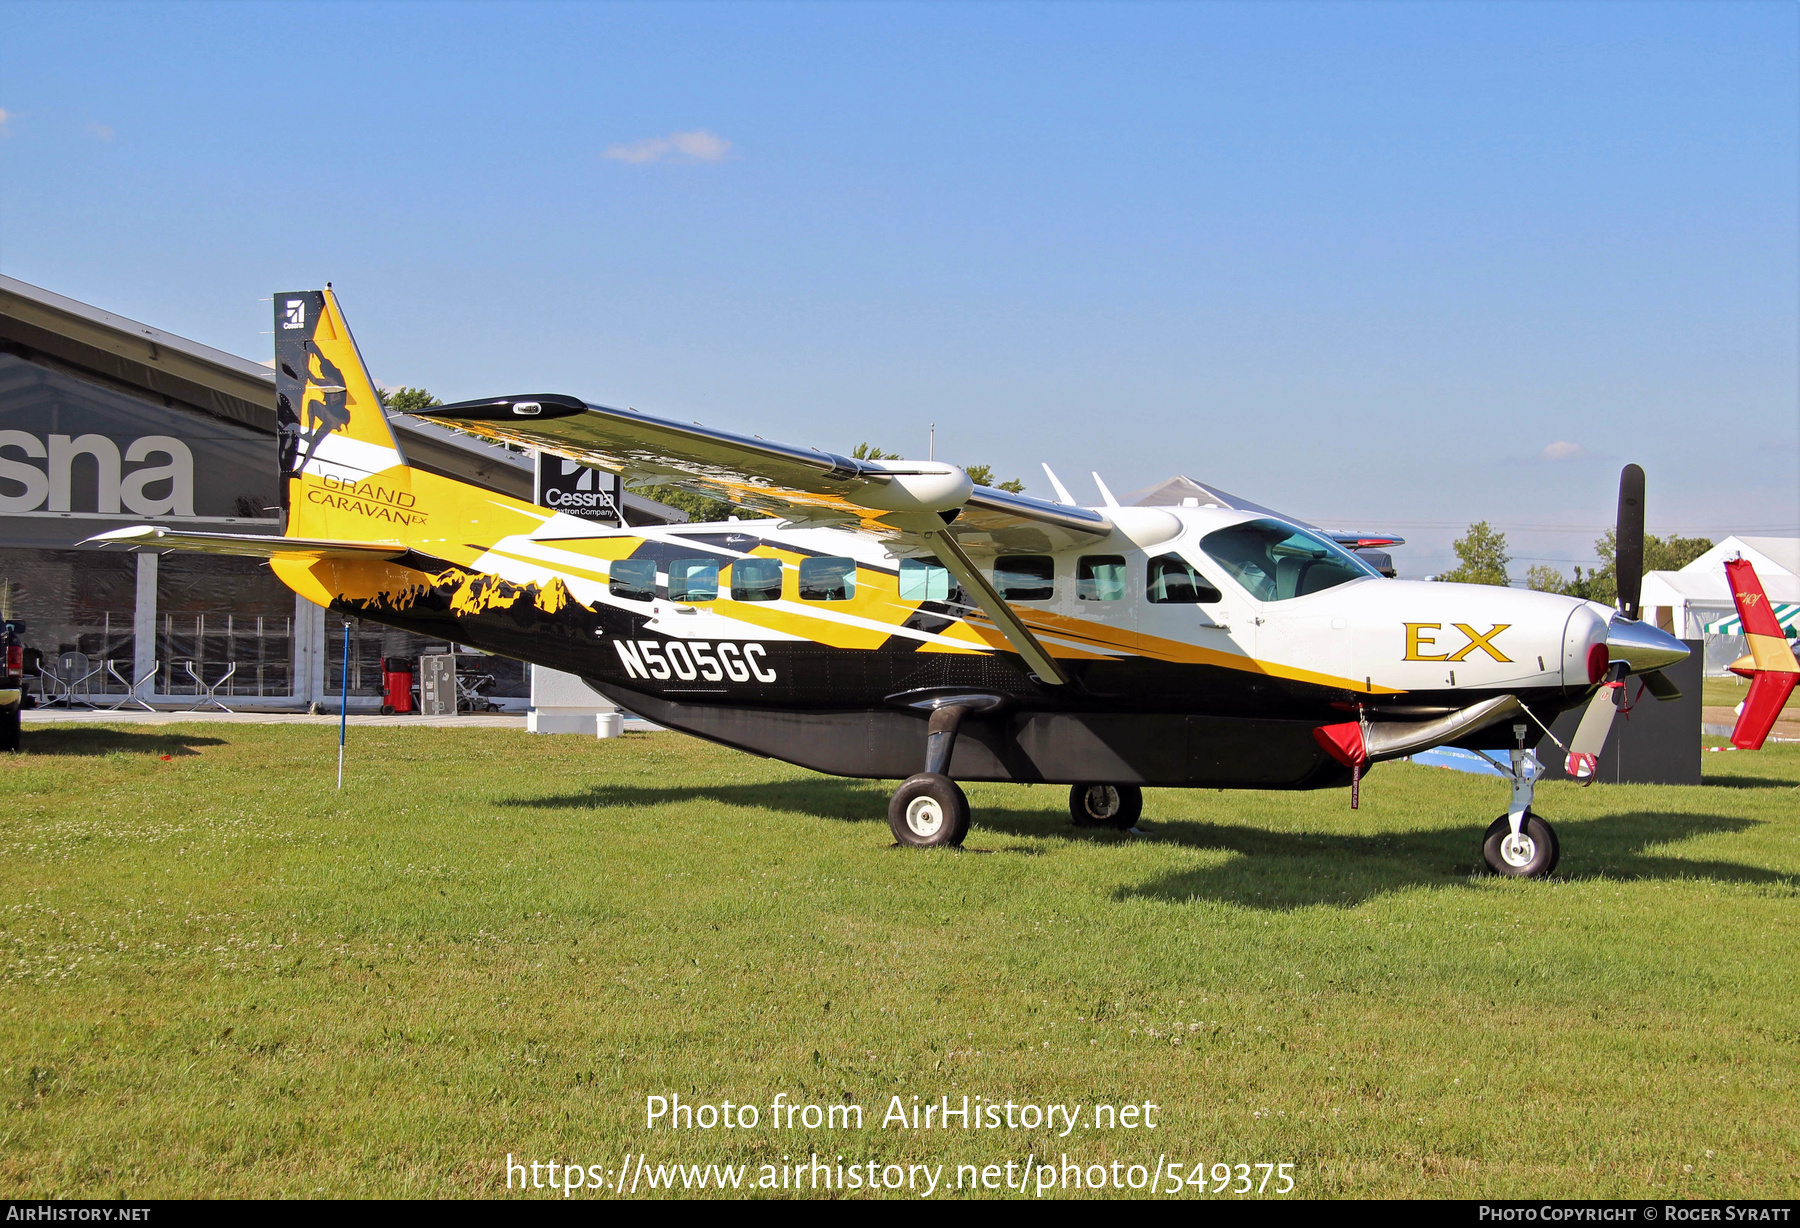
1566 671 1627 780
1640 669 1682 702
1615 463 1645 621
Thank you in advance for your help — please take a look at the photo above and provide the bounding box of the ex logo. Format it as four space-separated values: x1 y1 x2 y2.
1403 623 1513 663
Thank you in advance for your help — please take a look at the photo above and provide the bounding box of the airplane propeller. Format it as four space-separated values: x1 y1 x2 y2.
1564 463 1684 780
1615 463 1644 621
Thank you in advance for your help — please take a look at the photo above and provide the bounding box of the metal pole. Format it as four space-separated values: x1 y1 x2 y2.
337 622 349 788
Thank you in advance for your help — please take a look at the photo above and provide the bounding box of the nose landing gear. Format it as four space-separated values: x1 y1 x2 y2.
1480 723 1560 878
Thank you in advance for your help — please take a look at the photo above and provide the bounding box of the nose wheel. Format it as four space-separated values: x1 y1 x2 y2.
1480 722 1560 877
1482 811 1560 877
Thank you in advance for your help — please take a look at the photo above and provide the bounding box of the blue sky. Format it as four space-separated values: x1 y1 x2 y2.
2 1 1794 576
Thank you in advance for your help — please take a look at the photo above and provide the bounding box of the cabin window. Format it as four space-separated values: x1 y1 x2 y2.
730 557 784 602
1199 518 1374 602
1077 555 1127 601
899 558 953 602
668 559 719 603
609 558 657 601
1146 553 1222 604
994 555 1055 601
799 557 856 601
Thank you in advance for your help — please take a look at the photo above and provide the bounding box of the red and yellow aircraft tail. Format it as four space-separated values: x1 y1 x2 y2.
1723 558 1798 750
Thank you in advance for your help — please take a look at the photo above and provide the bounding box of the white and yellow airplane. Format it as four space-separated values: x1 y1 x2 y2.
91 288 1689 876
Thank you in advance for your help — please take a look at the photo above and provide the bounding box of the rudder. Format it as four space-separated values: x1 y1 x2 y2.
273 288 413 538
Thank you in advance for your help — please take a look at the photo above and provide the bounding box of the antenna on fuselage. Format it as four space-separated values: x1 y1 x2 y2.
1041 464 1076 505
1091 472 1121 509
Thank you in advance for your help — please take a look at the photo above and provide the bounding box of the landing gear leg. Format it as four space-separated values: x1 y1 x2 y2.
1482 722 1560 878
888 702 974 848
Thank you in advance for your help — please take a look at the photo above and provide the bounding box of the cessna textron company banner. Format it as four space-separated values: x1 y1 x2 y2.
534 451 624 524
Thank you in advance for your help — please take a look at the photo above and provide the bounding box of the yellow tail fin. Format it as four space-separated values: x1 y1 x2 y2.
273 287 420 539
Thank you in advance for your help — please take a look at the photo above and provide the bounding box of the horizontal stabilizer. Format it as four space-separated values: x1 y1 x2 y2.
83 526 409 560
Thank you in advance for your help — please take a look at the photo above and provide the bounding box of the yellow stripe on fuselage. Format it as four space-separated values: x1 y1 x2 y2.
280 475 1399 694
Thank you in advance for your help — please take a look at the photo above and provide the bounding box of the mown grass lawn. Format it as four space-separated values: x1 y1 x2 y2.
1705 676 1800 715
2 721 1796 1199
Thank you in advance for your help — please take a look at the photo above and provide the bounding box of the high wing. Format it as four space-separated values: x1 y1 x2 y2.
415 394 1115 684
84 526 411 560
415 395 1112 553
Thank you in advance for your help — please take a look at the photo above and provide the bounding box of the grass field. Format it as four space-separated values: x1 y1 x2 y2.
3 721 1797 1200
1705 675 1800 715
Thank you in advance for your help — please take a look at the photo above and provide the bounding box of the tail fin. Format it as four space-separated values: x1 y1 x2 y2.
1724 558 1799 750
273 288 414 538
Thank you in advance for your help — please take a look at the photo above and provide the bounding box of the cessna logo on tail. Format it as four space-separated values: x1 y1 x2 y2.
1402 623 1513 663
614 639 778 683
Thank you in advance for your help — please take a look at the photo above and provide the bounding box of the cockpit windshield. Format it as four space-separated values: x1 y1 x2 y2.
1198 518 1377 602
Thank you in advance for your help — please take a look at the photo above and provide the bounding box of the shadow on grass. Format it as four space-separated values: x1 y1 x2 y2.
19 726 225 757
499 778 893 823
1700 774 1800 791
1113 810 1796 910
504 780 1795 909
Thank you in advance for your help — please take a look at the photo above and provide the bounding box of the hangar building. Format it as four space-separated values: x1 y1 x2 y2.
0 276 679 710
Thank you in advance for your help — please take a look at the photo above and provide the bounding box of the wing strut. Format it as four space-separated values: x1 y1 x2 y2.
921 528 1071 687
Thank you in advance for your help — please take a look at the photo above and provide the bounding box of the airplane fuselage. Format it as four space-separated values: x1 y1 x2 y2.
286 501 1605 789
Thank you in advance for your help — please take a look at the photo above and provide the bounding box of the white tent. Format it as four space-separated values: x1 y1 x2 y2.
1640 536 1799 673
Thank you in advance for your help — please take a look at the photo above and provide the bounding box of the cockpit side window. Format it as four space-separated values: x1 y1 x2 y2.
1198 518 1375 602
1146 553 1221 604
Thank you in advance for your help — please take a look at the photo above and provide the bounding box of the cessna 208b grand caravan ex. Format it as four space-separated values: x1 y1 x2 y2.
91 288 1690 877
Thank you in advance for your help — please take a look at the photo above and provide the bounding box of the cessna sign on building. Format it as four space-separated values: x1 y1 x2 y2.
0 432 197 517
0 276 677 709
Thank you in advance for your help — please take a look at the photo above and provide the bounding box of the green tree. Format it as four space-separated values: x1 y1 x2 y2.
379 386 442 414
857 445 1026 493
965 464 1026 494
1436 521 1512 586
1574 530 1713 606
1525 564 1567 593
380 386 528 453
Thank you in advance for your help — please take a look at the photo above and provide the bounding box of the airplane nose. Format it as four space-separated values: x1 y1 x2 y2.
1606 616 1689 673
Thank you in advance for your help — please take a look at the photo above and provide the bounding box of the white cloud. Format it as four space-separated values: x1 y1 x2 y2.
604 129 733 164
0 108 11 133
1541 441 1585 462
86 121 114 142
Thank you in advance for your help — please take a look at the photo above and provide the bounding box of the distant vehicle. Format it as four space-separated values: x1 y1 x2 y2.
1 621 24 751
92 288 1689 877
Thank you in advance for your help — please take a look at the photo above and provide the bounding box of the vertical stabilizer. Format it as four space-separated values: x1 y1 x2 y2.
274 288 415 540
275 288 405 484
1724 558 1798 750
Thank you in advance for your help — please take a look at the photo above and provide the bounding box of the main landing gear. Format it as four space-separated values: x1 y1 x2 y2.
883 695 1147 847
1069 783 1142 831
887 697 996 847
1480 722 1561 878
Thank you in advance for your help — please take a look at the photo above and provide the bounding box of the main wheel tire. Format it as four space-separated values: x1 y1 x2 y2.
888 773 971 848
1069 783 1143 830
0 705 18 753
1482 811 1560 878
